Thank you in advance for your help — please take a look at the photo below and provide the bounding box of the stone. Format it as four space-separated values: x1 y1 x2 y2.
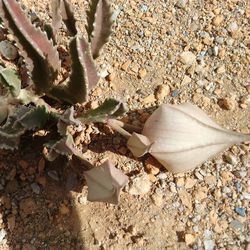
78 195 88 205
181 75 191 85
194 189 207 201
227 22 239 33
155 84 170 101
245 85 250 94
0 40 18 60
230 220 244 229
218 98 237 110
180 51 196 66
145 163 160 176
31 183 40 194
151 193 163 207
204 240 215 250
59 203 70 215
175 0 188 8
242 192 250 200
143 94 156 104
216 65 226 74
175 177 185 187
157 173 168 180
128 173 151 195
0 229 6 243
224 153 238 165
218 48 226 59
204 175 217 185
106 72 116 82
185 177 197 189
185 234 196 245
19 198 38 217
178 189 192 209
121 60 131 71
235 207 246 217
138 68 147 79
212 15 224 26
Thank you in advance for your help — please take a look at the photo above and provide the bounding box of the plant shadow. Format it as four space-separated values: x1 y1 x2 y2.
0 135 87 249
0 106 165 249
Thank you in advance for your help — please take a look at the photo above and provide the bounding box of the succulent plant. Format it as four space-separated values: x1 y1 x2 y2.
0 0 129 203
0 0 125 151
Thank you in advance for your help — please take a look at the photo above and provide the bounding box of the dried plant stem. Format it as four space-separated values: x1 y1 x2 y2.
107 119 131 139
108 119 142 133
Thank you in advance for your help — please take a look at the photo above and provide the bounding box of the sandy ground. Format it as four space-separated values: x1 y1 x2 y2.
0 0 250 249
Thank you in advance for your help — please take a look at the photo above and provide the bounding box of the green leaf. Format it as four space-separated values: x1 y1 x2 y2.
57 107 81 135
79 98 127 123
0 68 21 96
0 108 26 150
17 106 49 130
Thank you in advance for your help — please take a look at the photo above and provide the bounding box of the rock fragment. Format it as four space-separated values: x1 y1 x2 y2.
0 40 18 60
155 84 170 101
128 173 151 195
180 51 196 66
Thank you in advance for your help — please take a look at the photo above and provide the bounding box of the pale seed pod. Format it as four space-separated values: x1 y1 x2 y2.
127 103 250 173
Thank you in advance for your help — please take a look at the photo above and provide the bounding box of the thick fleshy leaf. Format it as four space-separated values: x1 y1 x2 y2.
0 107 27 150
17 106 49 130
0 67 21 97
127 103 250 173
84 160 128 204
86 0 112 59
60 0 77 36
79 98 126 123
0 104 8 124
51 0 62 37
49 36 99 103
57 107 81 135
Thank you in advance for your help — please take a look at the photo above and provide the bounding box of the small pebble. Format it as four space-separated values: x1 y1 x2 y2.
155 84 170 101
212 15 224 26
138 68 147 79
204 239 215 250
230 220 244 230
157 173 168 180
180 51 196 66
31 183 40 194
235 207 246 217
128 173 151 195
242 192 250 200
0 40 18 60
78 195 88 205
218 98 237 110
216 65 226 74
151 193 163 207
175 0 188 8
227 22 239 33
47 170 60 181
185 234 196 245
181 75 191 85
0 229 6 243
